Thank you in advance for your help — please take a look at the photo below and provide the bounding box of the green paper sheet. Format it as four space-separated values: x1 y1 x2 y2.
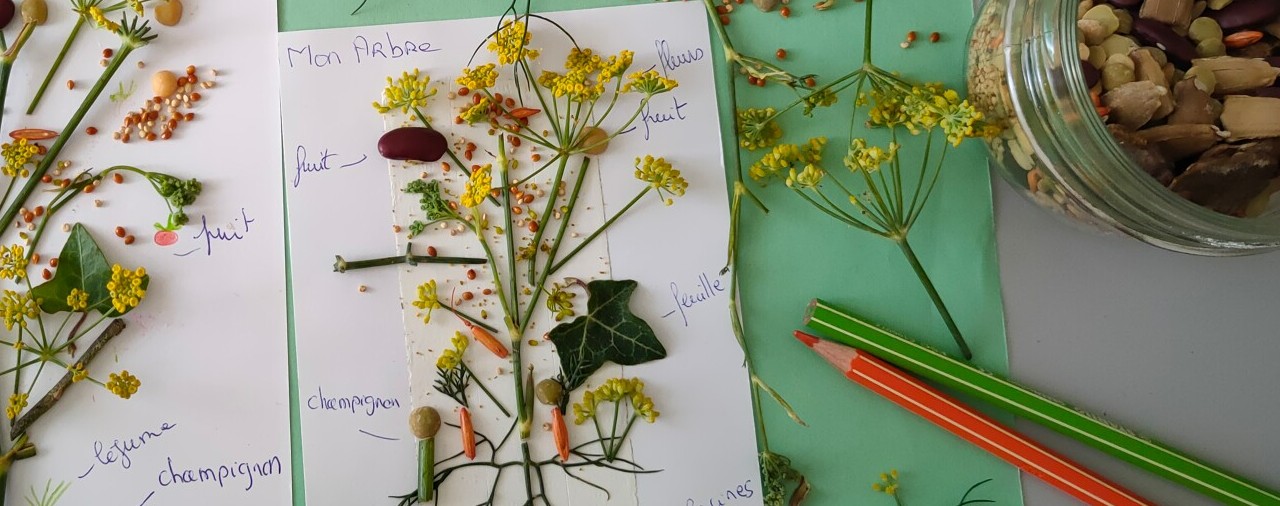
279 1 1020 505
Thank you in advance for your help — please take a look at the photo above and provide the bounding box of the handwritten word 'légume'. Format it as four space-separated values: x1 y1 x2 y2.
91 422 177 472
656 39 705 76
664 272 726 327
687 480 754 506
306 385 402 417
293 145 366 188
157 455 283 492
193 208 255 256
284 33 440 69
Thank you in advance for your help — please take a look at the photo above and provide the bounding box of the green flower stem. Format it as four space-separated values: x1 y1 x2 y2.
607 415 639 462
467 215 516 334
26 17 85 115
496 136 520 327
11 319 126 439
0 32 10 135
907 143 949 228
512 151 561 188
0 42 135 234
516 60 561 142
547 186 648 276
518 159 589 332
441 303 498 335
575 96 650 155
417 437 434 502
523 155 569 289
331 248 486 273
864 0 875 64
461 363 511 418
1 22 37 62
895 238 972 360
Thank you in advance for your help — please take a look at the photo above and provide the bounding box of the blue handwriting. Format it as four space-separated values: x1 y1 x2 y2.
193 208 255 256
157 455 283 492
656 39 705 76
687 480 754 506
663 272 726 327
90 422 178 473
307 385 402 417
640 95 689 140
294 145 365 188
352 32 440 63
285 44 342 68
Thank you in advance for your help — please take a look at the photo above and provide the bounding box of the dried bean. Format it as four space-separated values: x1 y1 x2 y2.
1133 19 1198 64
1207 0 1280 30
0 0 13 28
154 0 182 26
378 127 447 162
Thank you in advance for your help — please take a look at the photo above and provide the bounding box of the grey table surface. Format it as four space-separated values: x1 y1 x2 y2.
993 181 1280 505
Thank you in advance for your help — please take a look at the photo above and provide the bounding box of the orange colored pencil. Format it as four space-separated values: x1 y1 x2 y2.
795 331 1154 506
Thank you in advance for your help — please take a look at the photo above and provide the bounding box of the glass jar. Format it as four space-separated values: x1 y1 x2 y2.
967 0 1280 256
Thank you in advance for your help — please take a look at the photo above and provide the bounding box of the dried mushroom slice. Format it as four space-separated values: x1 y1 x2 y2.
1110 124 1176 185
1169 139 1280 215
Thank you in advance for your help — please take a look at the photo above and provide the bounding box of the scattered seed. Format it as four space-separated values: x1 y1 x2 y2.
462 291 474 301
115 227 126 238
86 126 98 135
780 6 790 17
61 223 71 232
358 285 368 292
466 269 477 280
113 173 124 184
33 206 43 216
93 200 102 207
776 48 788 59
124 235 135 245
482 288 493 295
41 269 51 280
426 246 438 256
32 253 40 264
136 61 145 69
49 257 58 267
40 175 51 183
66 80 75 90
907 31 918 42
930 31 941 43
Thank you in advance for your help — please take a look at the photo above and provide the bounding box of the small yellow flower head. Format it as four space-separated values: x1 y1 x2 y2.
412 280 442 324
737 108 783 151
802 88 839 117
456 63 498 91
106 370 141 399
634 156 688 206
623 70 678 95
1 290 38 331
939 98 986 147
460 96 494 125
436 331 469 370
599 50 635 82
372 69 437 115
67 288 90 312
1 139 39 178
88 6 121 33
6 393 28 420
872 469 901 496
106 264 147 314
461 164 493 209
128 0 143 15
844 139 899 173
545 282 576 322
572 389 597 425
630 388 660 423
749 137 826 182
862 87 910 130
0 244 28 280
785 164 825 189
488 20 540 65
69 363 89 383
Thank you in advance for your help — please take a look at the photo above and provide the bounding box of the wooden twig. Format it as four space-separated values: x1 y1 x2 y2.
10 319 126 439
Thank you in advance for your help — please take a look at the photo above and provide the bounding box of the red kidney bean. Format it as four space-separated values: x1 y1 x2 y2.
1105 0 1141 7
0 0 13 28
1081 62 1101 88
1267 57 1280 69
1132 19 1197 65
378 127 448 162
1252 88 1280 98
1208 0 1280 31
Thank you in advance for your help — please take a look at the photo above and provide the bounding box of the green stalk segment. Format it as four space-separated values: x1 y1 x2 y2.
805 298 1280 506
417 437 434 502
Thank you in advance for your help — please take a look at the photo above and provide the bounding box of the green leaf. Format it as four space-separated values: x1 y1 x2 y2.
31 224 147 315
547 280 666 392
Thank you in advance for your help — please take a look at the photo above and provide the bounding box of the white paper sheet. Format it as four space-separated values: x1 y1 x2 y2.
2 2 291 505
280 3 761 504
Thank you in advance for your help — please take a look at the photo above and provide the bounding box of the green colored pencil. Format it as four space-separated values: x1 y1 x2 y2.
805 298 1280 506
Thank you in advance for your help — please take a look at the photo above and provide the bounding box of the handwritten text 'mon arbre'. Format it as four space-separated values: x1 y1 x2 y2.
285 32 440 69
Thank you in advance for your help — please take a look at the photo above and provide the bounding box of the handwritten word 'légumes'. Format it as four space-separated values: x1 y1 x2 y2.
656 39 705 76
285 32 440 69
293 145 366 188
687 480 755 506
664 272 726 327
193 208 255 256
306 385 402 417
157 455 283 492
91 422 177 472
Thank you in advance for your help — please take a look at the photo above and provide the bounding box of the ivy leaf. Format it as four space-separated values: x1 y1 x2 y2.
547 280 666 392
31 224 147 316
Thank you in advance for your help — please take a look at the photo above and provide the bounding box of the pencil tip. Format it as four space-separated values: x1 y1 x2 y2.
794 331 819 347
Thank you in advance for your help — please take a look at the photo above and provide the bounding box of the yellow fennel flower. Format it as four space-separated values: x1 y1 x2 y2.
106 265 147 314
6 393 28 420
67 288 90 311
488 20 540 65
737 108 783 151
128 0 143 15
633 156 688 205
844 138 899 173
372 69 437 115
456 63 498 91
1 139 38 177
88 6 121 33
623 70 678 95
436 331 469 370
69 363 89 383
785 164 826 189
460 96 494 125
106 370 141 399
749 137 826 182
0 244 28 280
461 164 493 209
412 280 441 324
0 290 37 331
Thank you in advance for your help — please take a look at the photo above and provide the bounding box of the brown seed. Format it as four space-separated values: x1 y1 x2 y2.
462 291 475 301
458 86 470 96
466 269 477 280
531 153 542 162
103 48 114 58
512 206 523 215
33 206 43 216
185 112 194 121
83 183 94 192
86 126 98 135
161 130 172 140
907 31 918 42
66 80 75 90
522 194 534 205
113 173 124 184
190 92 201 102
358 285 368 293
22 213 33 223
185 65 196 75
776 48 787 59
40 175 51 183
124 235 135 245
510 135 521 148
41 269 51 280
32 253 39 264
528 221 539 233
426 246 438 256
482 288 493 295
930 31 941 43
48 257 57 268
114 226 125 237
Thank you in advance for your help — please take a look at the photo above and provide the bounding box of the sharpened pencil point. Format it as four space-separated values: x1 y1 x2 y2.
794 331 819 347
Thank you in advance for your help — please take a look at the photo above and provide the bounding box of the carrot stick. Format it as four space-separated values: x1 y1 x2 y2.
552 406 570 462
460 407 477 460
469 323 510 359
